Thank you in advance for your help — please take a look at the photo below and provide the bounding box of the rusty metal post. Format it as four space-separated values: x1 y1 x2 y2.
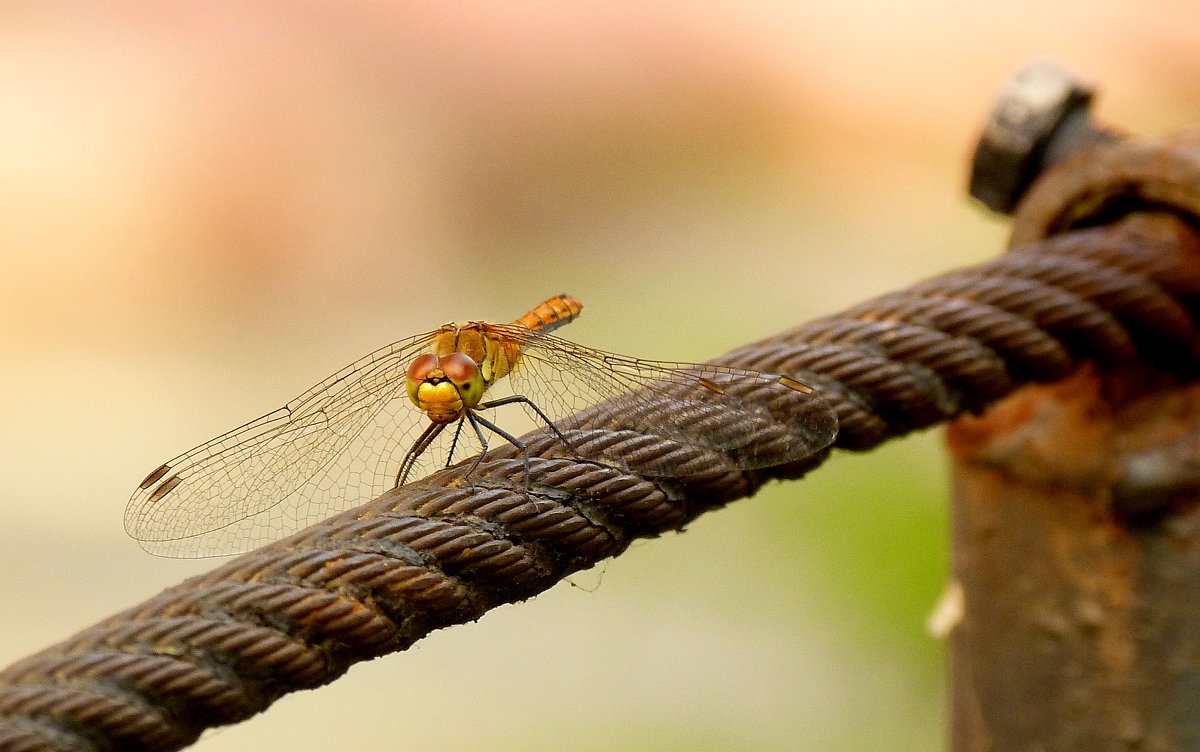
952 62 1200 751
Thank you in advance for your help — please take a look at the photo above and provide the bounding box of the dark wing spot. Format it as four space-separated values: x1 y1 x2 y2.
148 475 183 503
778 375 815 394
697 377 725 394
139 463 172 489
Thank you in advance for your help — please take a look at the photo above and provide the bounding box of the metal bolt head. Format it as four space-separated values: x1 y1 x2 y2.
969 61 1100 214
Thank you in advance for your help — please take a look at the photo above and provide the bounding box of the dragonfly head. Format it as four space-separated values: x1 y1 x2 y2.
406 352 485 422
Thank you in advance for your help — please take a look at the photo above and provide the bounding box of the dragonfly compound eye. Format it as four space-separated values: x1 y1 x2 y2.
407 353 440 382
439 352 479 384
439 352 484 407
406 353 440 406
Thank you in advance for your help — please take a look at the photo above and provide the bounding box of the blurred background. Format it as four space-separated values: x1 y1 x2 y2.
2 2 1198 750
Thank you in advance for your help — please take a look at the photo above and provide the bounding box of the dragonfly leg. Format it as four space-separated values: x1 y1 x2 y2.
477 394 582 461
460 411 492 479
395 420 448 487
468 410 532 487
443 418 469 469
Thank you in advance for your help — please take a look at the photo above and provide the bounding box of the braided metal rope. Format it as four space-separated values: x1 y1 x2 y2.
3 212 1200 752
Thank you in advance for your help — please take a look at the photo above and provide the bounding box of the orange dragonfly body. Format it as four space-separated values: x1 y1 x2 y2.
126 295 835 558
397 294 581 484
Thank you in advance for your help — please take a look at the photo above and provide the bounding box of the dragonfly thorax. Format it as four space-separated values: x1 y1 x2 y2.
406 351 485 423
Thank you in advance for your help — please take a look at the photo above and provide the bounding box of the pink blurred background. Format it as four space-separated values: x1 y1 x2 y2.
2 2 1198 750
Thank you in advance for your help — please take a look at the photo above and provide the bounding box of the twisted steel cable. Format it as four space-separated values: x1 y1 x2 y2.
3 211 1200 752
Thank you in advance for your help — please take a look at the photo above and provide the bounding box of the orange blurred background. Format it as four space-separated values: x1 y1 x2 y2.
2 2 1198 750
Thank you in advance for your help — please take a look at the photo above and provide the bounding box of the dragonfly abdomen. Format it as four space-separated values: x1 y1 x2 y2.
514 294 582 334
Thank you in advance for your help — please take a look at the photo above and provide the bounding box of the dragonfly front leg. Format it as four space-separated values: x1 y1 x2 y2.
395 420 449 487
443 418 469 469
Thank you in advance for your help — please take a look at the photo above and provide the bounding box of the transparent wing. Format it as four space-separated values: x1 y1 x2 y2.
124 330 442 558
486 325 838 476
127 322 838 559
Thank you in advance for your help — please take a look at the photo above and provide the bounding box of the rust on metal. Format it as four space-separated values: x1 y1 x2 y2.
947 362 1200 751
946 87 1200 750
1011 128 1200 246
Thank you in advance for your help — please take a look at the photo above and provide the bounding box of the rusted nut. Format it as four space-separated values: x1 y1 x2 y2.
969 61 1120 215
1010 128 1200 246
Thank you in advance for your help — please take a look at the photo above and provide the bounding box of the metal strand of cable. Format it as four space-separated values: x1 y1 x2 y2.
4 211 1200 752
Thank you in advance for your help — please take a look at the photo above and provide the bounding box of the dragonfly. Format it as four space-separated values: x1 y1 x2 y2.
126 294 837 558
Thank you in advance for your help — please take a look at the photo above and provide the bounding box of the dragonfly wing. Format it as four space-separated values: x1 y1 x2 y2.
497 327 837 476
125 331 441 557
